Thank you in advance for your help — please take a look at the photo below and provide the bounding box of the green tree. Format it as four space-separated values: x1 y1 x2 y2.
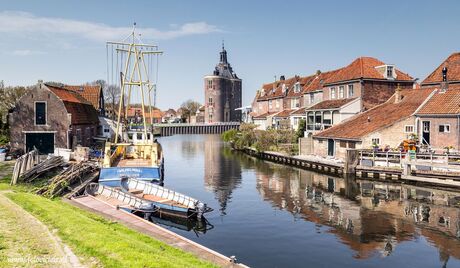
296 119 306 139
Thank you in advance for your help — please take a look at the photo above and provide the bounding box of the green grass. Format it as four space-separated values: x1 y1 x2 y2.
5 192 217 268
0 161 216 268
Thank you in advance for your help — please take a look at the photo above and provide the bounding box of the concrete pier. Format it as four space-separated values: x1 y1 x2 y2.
68 195 247 268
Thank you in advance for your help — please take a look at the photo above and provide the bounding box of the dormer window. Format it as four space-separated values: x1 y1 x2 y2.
386 65 394 79
294 83 301 93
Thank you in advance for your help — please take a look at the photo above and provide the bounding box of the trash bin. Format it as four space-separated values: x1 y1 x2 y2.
0 153 6 162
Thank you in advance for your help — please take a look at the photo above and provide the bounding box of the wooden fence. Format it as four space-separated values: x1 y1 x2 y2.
11 149 40 185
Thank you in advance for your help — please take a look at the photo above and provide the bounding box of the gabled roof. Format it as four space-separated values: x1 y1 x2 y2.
45 84 99 125
422 52 460 85
417 85 460 115
306 98 357 111
64 85 102 110
325 57 413 85
314 89 434 140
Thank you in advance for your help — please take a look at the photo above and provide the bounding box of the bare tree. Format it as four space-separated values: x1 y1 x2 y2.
104 84 121 120
180 99 201 123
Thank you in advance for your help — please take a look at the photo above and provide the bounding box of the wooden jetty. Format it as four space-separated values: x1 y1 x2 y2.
69 195 247 267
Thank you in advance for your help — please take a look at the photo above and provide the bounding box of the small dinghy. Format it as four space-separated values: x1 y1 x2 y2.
121 177 213 219
85 182 156 212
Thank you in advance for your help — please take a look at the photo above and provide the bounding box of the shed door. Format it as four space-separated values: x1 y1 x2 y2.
26 133 54 154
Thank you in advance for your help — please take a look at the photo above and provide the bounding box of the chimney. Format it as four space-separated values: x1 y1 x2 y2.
38 79 43 89
394 84 402 104
280 75 285 81
441 66 448 92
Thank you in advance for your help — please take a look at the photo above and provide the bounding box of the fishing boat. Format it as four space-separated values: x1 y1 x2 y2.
121 178 213 219
98 25 164 187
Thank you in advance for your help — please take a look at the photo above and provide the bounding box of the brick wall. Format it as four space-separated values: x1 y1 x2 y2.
418 116 460 151
9 85 70 151
361 80 413 110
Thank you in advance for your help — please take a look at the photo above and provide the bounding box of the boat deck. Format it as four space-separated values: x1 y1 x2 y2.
68 195 245 267
116 158 152 167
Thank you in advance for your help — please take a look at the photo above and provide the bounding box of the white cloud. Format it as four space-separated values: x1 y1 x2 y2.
10 49 45 56
0 11 222 42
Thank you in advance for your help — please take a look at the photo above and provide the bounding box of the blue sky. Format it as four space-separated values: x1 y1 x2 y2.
1 0 460 110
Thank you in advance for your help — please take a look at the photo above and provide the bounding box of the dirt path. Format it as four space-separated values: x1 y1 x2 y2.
0 192 85 267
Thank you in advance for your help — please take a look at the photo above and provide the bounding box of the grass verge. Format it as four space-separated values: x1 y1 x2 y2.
0 161 216 268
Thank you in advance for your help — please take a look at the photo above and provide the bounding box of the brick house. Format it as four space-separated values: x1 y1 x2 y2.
9 81 99 154
416 52 460 151
126 106 162 124
311 88 434 159
305 57 415 134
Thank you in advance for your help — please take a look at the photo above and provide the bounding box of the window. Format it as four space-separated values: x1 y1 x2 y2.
348 142 356 149
339 86 344 98
207 80 213 89
76 128 82 144
35 102 46 125
372 138 380 145
269 100 273 109
309 93 314 104
294 83 301 93
340 141 347 148
276 99 280 108
209 114 213 122
386 66 394 78
439 124 451 133
405 125 414 133
104 128 110 133
208 97 213 104
330 87 336 99
348 85 354 97
291 98 299 108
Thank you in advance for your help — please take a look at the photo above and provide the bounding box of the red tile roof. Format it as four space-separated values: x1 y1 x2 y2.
291 107 307 116
256 76 300 101
64 85 102 110
127 107 162 119
325 57 413 85
46 84 99 125
273 109 294 118
422 52 460 85
302 69 343 93
306 98 357 111
314 89 434 140
286 75 316 98
417 87 460 115
253 111 278 119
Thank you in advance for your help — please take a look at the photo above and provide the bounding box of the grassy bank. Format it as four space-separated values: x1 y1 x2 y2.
0 162 216 268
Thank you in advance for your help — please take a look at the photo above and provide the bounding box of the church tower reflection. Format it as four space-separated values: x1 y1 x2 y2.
203 135 242 215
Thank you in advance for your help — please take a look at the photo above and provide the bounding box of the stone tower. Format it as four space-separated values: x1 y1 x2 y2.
204 44 242 123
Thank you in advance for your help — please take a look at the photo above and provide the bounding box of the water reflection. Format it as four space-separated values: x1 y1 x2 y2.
204 135 242 215
234 152 460 263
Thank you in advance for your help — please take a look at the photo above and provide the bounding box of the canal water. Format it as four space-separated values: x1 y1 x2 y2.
157 134 460 268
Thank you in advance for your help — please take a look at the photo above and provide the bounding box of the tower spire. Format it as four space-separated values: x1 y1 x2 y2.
219 41 227 64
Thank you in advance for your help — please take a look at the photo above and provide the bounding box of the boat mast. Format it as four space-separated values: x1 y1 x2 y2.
107 23 163 143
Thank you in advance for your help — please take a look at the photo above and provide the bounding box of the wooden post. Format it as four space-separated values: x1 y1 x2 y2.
386 151 389 167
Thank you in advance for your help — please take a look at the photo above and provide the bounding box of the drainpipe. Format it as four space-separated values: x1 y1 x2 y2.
458 115 460 151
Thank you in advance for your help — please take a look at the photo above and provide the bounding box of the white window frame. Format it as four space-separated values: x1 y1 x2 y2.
348 84 354 97
309 93 314 104
339 86 344 98
404 125 414 133
330 87 336 99
34 101 47 126
269 100 273 109
276 99 280 108
439 124 451 133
